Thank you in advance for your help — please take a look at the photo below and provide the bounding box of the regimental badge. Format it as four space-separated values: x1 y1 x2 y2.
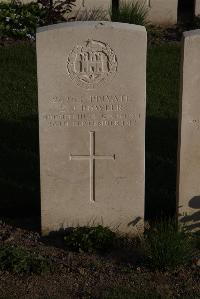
67 40 118 90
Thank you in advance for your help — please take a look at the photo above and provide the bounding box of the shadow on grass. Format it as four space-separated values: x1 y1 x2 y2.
145 116 178 222
0 116 40 231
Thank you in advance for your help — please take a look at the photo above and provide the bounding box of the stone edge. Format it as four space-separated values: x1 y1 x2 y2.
183 29 200 38
36 21 146 34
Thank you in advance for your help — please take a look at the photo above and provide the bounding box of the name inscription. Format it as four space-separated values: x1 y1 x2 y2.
42 95 141 128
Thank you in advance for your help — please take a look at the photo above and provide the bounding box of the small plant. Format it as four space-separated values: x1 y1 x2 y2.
0 245 52 274
0 2 46 39
190 16 200 29
0 0 76 39
64 225 117 253
111 0 149 26
144 219 195 270
71 7 109 22
38 0 76 24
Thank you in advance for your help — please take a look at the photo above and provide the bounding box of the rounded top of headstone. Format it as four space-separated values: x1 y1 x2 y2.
183 29 200 38
37 21 146 34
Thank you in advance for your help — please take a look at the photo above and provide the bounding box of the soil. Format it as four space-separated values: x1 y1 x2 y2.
0 220 199 299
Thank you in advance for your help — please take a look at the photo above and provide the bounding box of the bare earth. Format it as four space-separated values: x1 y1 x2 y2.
0 220 199 299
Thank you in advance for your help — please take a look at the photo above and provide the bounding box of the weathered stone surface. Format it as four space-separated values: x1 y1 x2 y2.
195 0 200 16
75 0 111 11
37 22 146 235
68 0 111 21
177 30 200 232
134 0 178 25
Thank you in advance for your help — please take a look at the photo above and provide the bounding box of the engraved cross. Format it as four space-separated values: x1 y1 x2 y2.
69 131 115 203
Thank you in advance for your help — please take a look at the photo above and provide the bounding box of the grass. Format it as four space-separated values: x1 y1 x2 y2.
146 44 180 221
111 0 149 26
0 45 39 220
0 43 180 224
144 219 195 270
72 7 109 21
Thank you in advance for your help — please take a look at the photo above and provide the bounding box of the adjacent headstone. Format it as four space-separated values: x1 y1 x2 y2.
75 0 111 11
177 30 200 232
37 22 146 235
69 0 111 21
131 0 178 25
195 0 200 17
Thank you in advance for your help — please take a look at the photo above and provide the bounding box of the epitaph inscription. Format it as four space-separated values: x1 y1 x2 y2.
67 40 118 89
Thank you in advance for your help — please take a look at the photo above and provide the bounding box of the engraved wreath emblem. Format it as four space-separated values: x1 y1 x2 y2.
67 40 118 89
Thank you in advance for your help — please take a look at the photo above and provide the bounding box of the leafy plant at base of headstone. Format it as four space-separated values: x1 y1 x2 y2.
71 7 109 22
111 0 149 26
144 219 196 270
63 225 117 253
0 245 52 274
38 0 76 24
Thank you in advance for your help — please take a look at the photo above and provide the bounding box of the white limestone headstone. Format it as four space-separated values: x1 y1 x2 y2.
195 0 200 16
75 0 111 10
37 22 146 235
69 0 112 20
177 30 200 232
125 0 178 25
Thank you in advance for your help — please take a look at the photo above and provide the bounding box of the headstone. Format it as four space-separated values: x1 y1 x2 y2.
75 0 111 11
126 0 178 25
69 0 112 20
195 0 200 16
37 22 146 235
177 30 200 232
